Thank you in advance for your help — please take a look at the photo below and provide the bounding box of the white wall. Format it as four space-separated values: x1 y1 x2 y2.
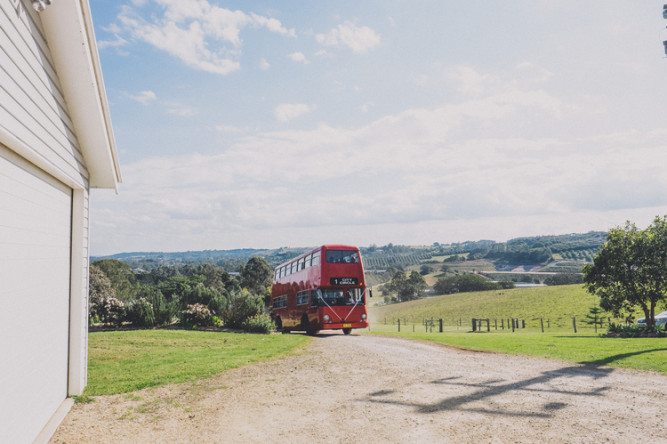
0 0 94 442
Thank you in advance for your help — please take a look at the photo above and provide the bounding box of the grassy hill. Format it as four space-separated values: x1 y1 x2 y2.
369 284 611 330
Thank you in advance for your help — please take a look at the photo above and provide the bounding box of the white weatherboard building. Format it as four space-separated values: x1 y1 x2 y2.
0 1 120 442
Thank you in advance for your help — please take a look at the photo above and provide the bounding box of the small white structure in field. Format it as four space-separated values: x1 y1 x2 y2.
0 1 121 442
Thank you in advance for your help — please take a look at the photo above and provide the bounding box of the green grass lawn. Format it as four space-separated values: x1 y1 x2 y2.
368 323 666 374
368 284 666 374
85 330 310 395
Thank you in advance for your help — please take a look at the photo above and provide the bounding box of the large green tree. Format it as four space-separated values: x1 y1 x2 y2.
583 216 667 329
383 270 427 303
239 257 273 296
93 259 137 301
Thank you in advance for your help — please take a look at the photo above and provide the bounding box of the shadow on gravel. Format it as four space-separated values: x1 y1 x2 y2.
363 363 613 418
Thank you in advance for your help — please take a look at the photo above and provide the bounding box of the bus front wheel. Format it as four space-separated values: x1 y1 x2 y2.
274 317 283 332
343 328 352 335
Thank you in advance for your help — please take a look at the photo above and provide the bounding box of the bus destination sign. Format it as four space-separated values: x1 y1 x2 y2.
330 277 358 286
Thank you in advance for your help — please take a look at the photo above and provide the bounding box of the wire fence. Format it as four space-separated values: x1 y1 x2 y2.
372 315 614 334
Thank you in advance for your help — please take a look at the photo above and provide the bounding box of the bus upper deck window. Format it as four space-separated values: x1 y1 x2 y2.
326 250 359 264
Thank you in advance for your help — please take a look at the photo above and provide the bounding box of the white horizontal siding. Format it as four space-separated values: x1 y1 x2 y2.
0 0 88 188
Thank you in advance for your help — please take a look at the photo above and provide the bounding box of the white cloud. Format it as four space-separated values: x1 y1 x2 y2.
98 34 129 50
165 102 196 117
112 1 296 75
288 52 309 64
259 58 270 70
127 90 157 105
274 103 315 122
448 65 500 96
315 21 380 53
101 83 667 252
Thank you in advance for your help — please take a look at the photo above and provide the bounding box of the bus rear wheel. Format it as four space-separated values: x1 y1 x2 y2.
301 315 317 335
274 317 283 332
343 328 352 335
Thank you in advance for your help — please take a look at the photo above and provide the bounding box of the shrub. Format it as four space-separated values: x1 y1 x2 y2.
223 289 264 328
242 313 275 334
126 298 155 328
498 280 516 289
207 295 228 318
182 284 218 308
144 289 177 326
97 297 125 327
606 323 666 338
181 303 215 328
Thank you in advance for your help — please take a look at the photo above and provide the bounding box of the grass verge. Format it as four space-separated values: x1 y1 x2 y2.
368 326 667 374
85 330 310 395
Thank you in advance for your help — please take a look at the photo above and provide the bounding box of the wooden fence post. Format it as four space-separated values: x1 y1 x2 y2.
472 318 477 332
522 319 525 329
512 318 515 332
573 316 577 333
486 319 490 332
398 319 400 332
439 319 443 333
540 318 544 333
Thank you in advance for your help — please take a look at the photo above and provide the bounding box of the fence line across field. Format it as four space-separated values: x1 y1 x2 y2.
378 316 612 333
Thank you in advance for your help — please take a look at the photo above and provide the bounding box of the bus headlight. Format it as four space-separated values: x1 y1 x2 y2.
323 314 330 322
361 313 367 320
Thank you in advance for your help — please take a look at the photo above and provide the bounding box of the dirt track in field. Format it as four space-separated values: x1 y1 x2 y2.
51 334 666 443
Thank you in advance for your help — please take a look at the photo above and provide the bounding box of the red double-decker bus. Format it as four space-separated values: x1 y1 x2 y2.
270 245 369 335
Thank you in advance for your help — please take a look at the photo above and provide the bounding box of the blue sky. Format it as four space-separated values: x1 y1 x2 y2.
89 0 667 255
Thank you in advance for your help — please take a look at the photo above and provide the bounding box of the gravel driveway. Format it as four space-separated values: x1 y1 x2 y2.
51 333 666 443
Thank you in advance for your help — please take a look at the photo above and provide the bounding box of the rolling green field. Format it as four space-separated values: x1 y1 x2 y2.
370 284 609 328
368 285 667 374
85 330 310 396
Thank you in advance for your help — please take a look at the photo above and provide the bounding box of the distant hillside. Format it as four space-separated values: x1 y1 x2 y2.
361 231 606 270
93 231 607 273
92 247 310 272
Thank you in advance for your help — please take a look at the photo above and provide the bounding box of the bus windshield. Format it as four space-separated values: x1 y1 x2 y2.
315 288 364 306
326 250 359 264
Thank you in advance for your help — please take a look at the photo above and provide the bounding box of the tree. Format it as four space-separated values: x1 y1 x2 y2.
420 264 434 276
89 264 115 324
383 270 427 303
93 259 137 301
583 217 667 329
584 306 605 333
544 273 584 286
433 274 500 295
239 257 273 296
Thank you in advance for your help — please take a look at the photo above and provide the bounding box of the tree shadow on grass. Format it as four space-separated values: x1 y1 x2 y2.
579 348 667 366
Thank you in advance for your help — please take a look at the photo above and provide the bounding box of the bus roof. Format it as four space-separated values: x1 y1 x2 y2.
274 244 359 269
